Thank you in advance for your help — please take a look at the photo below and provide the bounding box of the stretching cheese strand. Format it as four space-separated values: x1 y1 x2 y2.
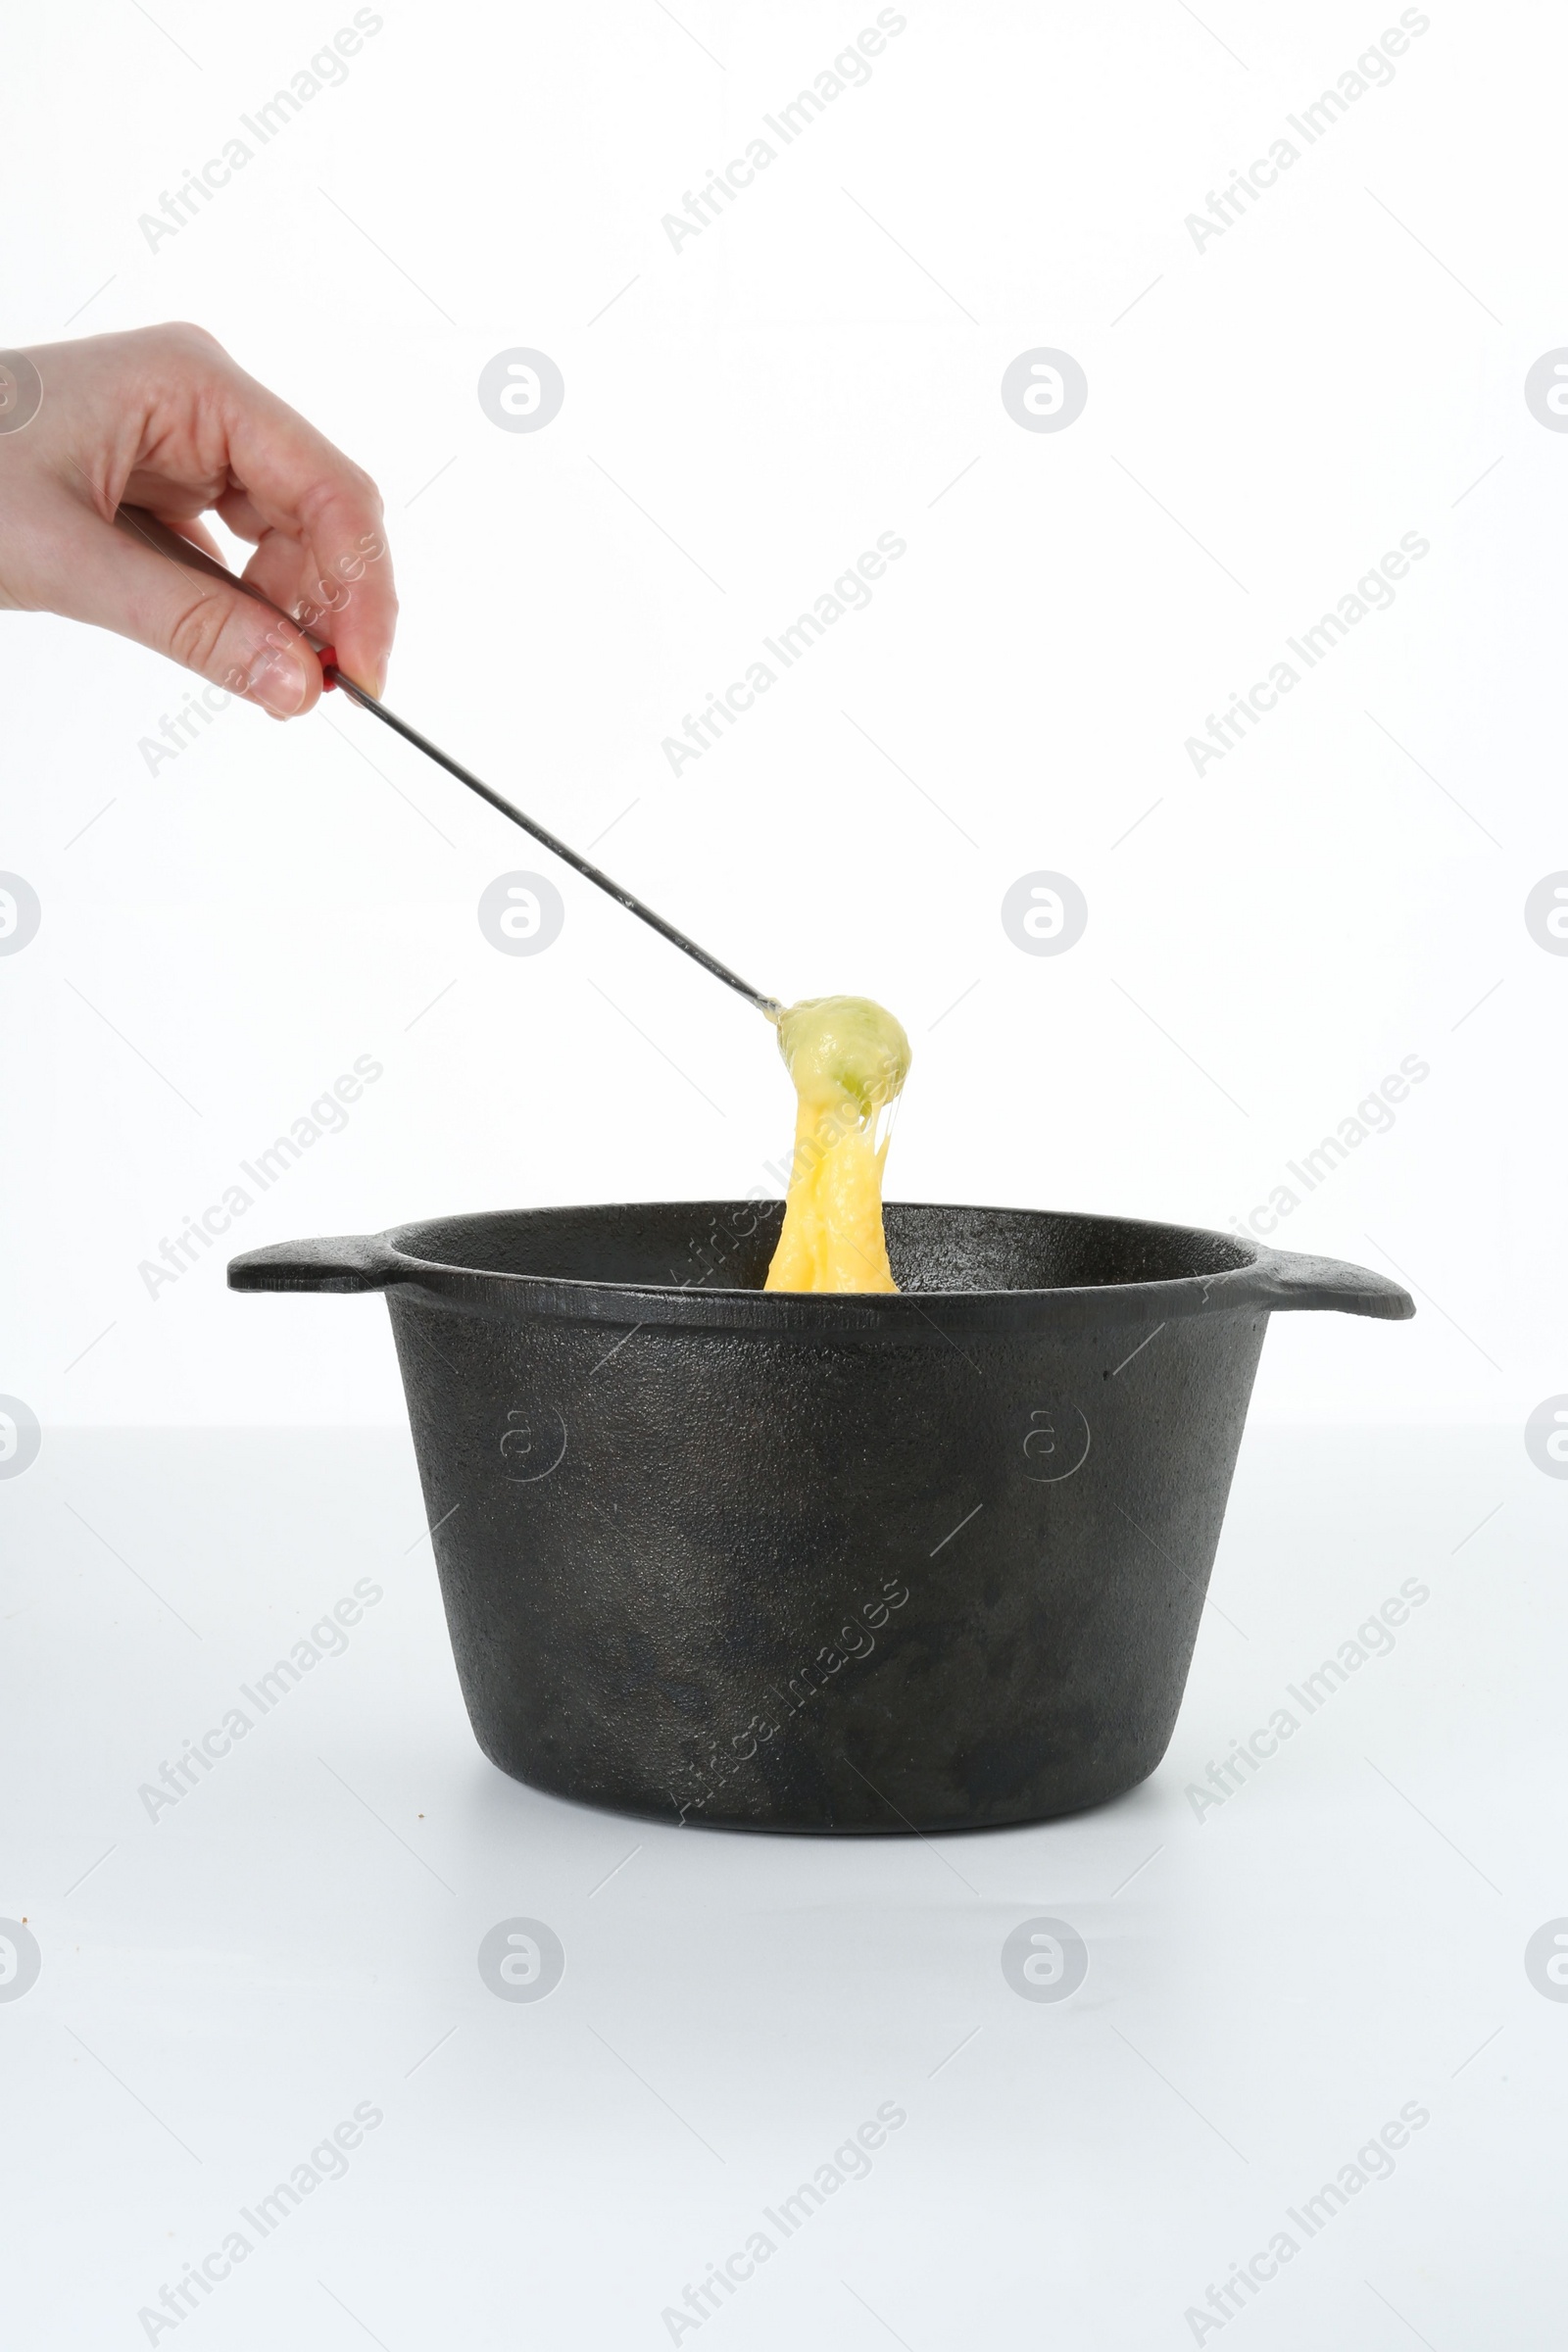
763 996 911 1293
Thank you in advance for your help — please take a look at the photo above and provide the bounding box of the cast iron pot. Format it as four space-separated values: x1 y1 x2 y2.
229 1201 1412 1834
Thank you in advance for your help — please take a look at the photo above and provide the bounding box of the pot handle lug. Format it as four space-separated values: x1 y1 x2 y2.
1246 1248 1414 1321
227 1234 399 1295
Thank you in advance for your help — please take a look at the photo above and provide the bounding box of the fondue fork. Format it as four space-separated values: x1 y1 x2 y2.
114 506 782 1018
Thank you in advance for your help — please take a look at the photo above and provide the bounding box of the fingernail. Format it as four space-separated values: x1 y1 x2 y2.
246 646 310 717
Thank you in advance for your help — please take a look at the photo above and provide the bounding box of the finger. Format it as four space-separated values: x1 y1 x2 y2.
240 519 391 696
195 364 397 694
161 495 373 694
54 501 323 715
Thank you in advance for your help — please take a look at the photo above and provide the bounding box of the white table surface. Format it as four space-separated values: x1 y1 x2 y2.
3 1421 1561 2350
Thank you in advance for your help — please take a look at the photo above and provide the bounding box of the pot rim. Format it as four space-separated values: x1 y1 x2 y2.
228 1200 1415 1338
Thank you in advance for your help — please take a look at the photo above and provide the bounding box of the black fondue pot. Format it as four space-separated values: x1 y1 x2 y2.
230 1201 1411 1833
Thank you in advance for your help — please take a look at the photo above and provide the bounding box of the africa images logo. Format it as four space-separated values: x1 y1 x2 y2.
0 1920 42 2002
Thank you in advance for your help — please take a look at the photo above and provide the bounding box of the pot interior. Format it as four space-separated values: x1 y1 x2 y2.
387 1202 1253 1296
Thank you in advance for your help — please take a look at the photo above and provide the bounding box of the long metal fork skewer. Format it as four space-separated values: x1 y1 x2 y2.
114 505 781 1017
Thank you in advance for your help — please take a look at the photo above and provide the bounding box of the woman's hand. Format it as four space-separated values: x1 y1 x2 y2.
0 322 397 715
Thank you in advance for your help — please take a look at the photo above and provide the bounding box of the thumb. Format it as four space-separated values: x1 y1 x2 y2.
71 506 322 716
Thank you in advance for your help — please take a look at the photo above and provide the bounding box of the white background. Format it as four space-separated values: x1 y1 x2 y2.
2 4 1566 2348
3 0 1563 1431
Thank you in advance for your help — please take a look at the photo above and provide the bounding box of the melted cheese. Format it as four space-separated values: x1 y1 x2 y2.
763 996 911 1293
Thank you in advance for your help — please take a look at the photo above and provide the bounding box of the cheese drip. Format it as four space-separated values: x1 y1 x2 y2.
763 996 911 1293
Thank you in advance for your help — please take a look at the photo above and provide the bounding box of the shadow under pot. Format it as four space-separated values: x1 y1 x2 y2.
228 1200 1412 1835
